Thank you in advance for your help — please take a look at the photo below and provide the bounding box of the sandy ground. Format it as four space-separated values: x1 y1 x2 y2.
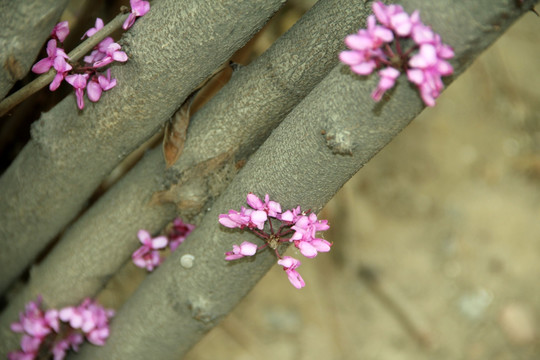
183 9 540 360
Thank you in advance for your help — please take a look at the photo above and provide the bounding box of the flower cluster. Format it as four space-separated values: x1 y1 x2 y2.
8 296 114 360
31 0 150 110
219 193 332 289
339 1 454 107
132 218 195 271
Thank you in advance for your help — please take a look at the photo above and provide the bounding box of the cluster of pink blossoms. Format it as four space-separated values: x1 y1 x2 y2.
132 218 195 271
339 1 454 107
219 193 331 289
31 0 149 110
9 296 114 360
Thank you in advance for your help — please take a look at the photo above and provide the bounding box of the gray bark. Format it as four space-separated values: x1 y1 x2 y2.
0 0 69 99
0 0 536 358
0 0 285 294
67 0 536 359
0 0 372 355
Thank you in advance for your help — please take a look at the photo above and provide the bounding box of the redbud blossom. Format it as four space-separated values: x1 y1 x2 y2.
87 69 117 102
169 218 195 252
92 41 128 68
132 230 168 271
65 74 89 110
50 56 72 91
278 256 305 289
220 194 331 289
340 1 454 106
81 18 104 39
123 0 151 30
225 241 258 260
51 21 69 42
31 39 69 74
9 297 113 360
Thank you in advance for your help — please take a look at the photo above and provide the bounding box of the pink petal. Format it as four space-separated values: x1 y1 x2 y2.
239 241 258 256
246 193 263 210
351 61 376 75
137 230 152 245
32 58 53 74
86 81 103 102
150 236 168 249
286 269 305 289
52 21 70 43
132 0 150 16
112 50 128 62
298 241 317 258
345 34 373 51
122 14 136 30
218 214 241 228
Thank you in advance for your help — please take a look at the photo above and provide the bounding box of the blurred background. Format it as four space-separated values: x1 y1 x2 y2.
2 1 539 359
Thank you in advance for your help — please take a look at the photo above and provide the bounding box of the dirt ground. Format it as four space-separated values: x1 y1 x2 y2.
183 8 540 360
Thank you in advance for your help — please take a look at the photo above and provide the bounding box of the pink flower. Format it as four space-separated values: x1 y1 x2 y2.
168 218 195 252
371 66 400 101
49 56 72 91
340 1 454 107
407 43 453 107
10 297 57 339
132 230 168 271
219 206 267 230
59 298 114 346
32 39 70 74
52 333 83 360
87 69 117 102
372 2 413 36
92 40 128 68
279 205 302 223
219 194 332 289
65 74 89 110
277 256 305 289
295 237 332 258
246 193 282 217
81 18 104 39
225 241 258 260
291 213 330 242
339 15 393 76
51 21 70 43
9 297 113 359
123 0 151 30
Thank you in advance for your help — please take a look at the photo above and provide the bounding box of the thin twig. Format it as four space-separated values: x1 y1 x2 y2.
0 12 129 118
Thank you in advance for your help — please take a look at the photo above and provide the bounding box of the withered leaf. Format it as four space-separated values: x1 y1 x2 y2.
163 96 193 168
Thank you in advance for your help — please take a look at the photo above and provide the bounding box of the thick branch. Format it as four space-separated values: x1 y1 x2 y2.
0 0 285 294
0 0 68 99
70 0 537 359
0 0 372 355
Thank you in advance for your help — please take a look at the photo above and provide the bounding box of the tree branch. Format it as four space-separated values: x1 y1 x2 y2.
69 0 536 358
0 0 69 99
0 12 129 117
0 0 286 295
0 0 373 355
